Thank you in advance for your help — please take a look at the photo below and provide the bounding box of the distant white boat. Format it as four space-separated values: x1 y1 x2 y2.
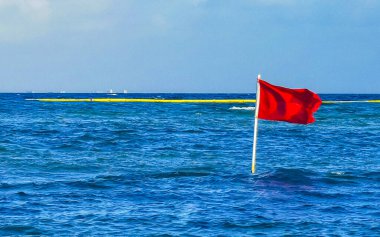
108 89 117 96
123 89 128 94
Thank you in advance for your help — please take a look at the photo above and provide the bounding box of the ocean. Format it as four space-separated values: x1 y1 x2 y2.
0 93 379 236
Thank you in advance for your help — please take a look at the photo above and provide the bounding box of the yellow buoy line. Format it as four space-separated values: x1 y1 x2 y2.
322 100 380 104
26 98 380 104
27 98 256 103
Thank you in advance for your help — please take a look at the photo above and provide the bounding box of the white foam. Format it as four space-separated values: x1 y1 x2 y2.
331 171 345 175
229 106 255 111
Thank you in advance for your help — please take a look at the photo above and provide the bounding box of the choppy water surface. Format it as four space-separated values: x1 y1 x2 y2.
0 93 379 236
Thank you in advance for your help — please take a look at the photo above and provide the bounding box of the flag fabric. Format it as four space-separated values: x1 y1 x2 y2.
257 79 322 124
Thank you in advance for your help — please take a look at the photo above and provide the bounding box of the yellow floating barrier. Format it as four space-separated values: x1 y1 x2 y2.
323 100 380 104
29 98 380 104
35 98 257 103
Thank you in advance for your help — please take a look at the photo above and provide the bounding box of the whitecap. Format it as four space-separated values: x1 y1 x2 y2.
331 171 345 176
229 106 255 111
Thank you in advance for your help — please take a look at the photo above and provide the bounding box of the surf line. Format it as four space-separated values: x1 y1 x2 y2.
27 98 380 103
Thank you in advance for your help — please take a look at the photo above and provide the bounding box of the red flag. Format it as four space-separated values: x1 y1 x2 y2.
257 79 322 124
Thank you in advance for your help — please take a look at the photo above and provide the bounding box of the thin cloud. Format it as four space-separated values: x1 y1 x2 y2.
0 0 113 42
0 0 50 41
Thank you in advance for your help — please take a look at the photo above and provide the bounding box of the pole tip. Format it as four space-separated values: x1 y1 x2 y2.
257 74 261 80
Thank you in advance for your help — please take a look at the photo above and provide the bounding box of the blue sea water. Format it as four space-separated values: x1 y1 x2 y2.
0 93 379 236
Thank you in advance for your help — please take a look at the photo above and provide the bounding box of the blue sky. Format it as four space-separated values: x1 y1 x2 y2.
0 0 379 93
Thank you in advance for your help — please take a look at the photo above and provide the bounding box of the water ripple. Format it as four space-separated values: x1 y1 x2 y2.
0 94 379 235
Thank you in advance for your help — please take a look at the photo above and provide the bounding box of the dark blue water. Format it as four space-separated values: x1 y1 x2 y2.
0 93 379 236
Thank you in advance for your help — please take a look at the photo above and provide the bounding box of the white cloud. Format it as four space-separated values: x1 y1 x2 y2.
0 0 50 18
0 0 50 41
1 0 378 43
0 0 113 42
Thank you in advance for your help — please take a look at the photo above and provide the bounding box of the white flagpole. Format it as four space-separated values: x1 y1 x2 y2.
252 74 261 174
